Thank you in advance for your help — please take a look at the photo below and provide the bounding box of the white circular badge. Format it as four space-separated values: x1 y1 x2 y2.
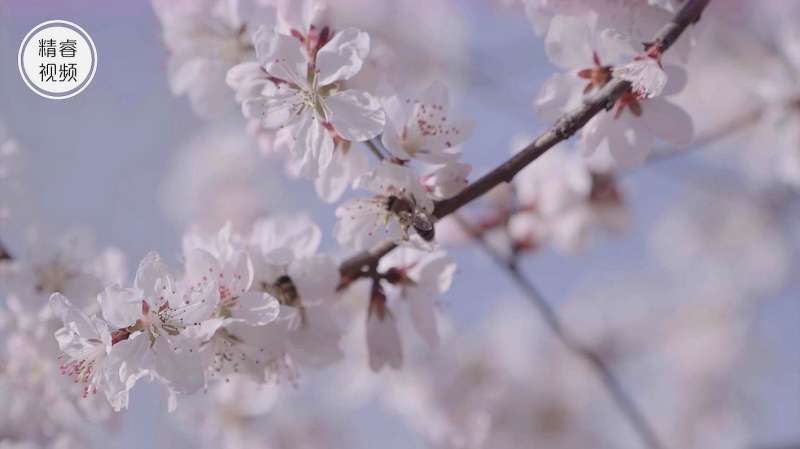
18 20 97 100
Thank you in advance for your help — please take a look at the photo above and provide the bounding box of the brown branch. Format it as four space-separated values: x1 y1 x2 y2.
453 214 667 449
340 0 712 280
339 240 397 284
0 239 11 261
434 0 710 218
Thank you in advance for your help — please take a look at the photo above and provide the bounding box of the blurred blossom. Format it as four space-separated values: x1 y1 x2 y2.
382 304 604 449
0 1 797 448
176 377 280 449
563 279 753 449
0 229 126 448
651 195 790 298
672 4 800 190
323 0 469 91
152 0 279 118
176 375 347 449
159 124 292 232
0 123 22 221
510 142 628 253
0 228 126 339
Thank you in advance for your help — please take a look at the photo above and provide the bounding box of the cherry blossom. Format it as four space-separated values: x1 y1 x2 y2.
678 17 800 189
335 162 435 250
613 54 668 99
230 25 385 178
581 64 693 168
526 0 682 58
152 0 278 117
534 13 692 168
421 162 472 200
96 252 219 406
49 294 114 400
6 1 793 447
508 143 628 253
177 217 343 383
535 14 629 121
247 215 343 368
378 248 456 348
380 82 474 164
276 0 329 45
0 230 126 338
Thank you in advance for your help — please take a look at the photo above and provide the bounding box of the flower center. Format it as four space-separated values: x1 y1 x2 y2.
577 52 613 94
58 341 104 398
614 91 643 119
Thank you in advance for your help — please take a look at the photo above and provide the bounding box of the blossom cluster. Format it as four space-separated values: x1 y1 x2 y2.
43 215 454 412
2 0 799 448
20 0 701 419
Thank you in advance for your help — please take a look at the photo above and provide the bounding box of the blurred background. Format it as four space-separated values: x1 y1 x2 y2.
0 1 798 448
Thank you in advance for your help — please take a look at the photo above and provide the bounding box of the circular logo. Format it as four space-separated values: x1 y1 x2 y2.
18 20 97 100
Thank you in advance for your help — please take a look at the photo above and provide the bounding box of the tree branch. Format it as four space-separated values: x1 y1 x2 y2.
0 239 11 261
453 214 667 449
340 0 712 279
435 0 711 218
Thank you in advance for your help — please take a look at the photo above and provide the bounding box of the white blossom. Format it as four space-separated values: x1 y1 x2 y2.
422 161 471 200
152 0 278 117
231 25 385 178
378 248 455 348
613 55 668 99
508 144 627 253
96 252 218 408
581 64 693 168
381 82 474 164
335 162 435 250
49 294 114 401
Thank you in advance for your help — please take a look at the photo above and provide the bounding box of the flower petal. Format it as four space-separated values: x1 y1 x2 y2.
613 58 667 99
291 112 335 177
258 27 309 87
315 28 369 85
152 337 205 395
99 286 142 329
50 293 100 340
642 98 694 146
544 15 594 69
288 255 339 302
134 252 170 297
407 292 439 347
314 144 369 203
366 310 403 372
232 291 280 326
242 82 304 129
325 90 385 142
251 214 322 263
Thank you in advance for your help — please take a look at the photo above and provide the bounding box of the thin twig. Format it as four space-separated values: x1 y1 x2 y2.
364 139 386 161
754 444 800 449
0 239 11 261
453 214 667 449
433 0 710 219
340 0 713 280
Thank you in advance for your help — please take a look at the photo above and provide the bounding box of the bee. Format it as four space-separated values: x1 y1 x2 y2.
274 274 299 305
273 274 307 326
385 195 436 242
